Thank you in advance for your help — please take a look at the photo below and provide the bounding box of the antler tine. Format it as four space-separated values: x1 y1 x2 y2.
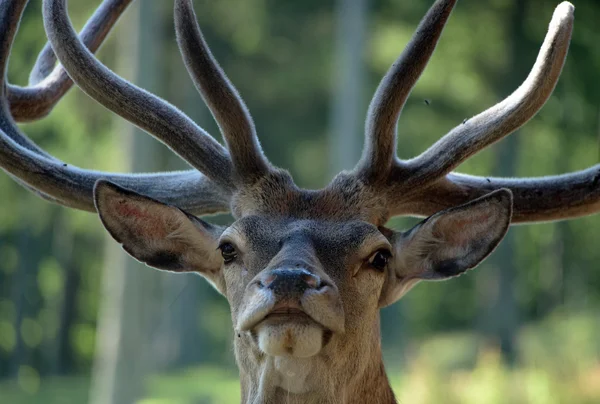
42 0 235 191
27 0 132 85
0 0 230 214
386 2 600 224
174 0 270 185
397 168 600 224
355 0 457 183
8 0 134 122
399 2 574 192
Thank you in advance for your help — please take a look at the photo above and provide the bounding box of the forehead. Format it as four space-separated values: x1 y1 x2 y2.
227 216 383 252
231 172 390 225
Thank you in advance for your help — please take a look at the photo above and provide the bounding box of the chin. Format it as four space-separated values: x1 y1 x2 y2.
255 316 329 358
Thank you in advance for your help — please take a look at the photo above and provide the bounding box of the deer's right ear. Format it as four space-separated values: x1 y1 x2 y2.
93 180 226 294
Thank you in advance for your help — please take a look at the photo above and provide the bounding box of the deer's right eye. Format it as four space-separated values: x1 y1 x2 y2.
219 242 238 264
368 249 391 272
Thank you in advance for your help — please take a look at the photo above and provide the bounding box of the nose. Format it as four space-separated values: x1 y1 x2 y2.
260 268 321 296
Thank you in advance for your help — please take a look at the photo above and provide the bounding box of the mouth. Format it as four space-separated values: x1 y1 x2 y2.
260 303 322 327
250 302 331 358
236 288 345 336
236 290 345 358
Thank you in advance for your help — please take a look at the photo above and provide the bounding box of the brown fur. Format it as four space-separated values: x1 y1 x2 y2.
94 177 512 404
232 171 390 225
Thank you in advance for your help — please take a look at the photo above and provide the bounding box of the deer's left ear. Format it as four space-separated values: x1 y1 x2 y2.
380 189 512 307
94 180 226 294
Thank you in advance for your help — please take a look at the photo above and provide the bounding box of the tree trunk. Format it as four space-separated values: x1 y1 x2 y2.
328 0 367 174
160 45 210 369
50 210 78 375
9 226 35 377
89 3 169 403
479 0 528 365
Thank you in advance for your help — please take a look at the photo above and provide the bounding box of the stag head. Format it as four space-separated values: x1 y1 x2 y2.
0 0 593 403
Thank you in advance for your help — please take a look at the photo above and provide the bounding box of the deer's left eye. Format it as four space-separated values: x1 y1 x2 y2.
368 249 391 271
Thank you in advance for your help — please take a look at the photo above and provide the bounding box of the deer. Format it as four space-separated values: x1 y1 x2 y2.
0 0 596 402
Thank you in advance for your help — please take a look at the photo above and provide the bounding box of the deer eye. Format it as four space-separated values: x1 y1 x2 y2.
219 242 238 264
368 249 391 271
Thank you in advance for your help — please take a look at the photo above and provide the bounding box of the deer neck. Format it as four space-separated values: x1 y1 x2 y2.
236 321 396 404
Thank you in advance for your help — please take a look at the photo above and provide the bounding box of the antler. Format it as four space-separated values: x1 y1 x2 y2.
8 0 133 122
400 171 600 223
357 0 599 223
356 0 457 183
43 0 236 188
2 0 596 225
0 0 277 215
0 0 242 214
174 0 271 184
399 1 573 190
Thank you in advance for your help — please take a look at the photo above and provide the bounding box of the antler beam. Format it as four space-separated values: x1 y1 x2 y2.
0 136 230 213
398 169 600 223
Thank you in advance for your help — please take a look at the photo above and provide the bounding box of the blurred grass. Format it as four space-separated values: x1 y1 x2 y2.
141 367 241 404
1 310 598 404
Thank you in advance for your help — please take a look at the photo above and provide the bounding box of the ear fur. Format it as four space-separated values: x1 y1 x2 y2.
93 180 226 293
380 189 513 306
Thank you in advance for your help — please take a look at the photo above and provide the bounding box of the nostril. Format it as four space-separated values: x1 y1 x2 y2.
316 280 331 291
261 268 323 294
301 273 320 289
261 273 277 288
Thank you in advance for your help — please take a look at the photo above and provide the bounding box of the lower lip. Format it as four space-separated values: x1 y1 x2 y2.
262 312 314 323
253 314 335 348
265 312 312 320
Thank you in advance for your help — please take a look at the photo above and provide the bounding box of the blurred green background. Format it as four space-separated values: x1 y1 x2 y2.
1 0 600 403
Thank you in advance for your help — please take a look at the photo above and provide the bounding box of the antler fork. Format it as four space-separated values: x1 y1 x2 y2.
354 0 599 223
